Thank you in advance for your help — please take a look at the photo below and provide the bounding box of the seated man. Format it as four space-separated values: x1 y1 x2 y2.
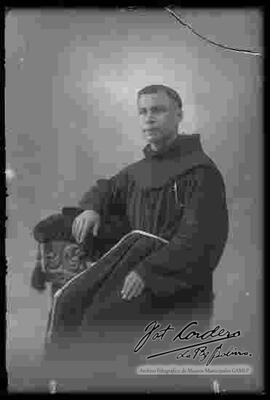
32 84 229 374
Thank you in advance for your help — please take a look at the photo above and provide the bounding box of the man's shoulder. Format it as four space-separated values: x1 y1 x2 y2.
202 154 226 184
179 149 227 193
118 158 145 175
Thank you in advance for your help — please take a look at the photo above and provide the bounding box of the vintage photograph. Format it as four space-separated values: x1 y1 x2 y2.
5 7 263 393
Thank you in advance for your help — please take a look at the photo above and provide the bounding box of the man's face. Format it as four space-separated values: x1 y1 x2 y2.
137 91 182 146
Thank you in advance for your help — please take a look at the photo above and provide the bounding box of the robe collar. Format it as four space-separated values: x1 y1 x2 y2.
143 134 203 160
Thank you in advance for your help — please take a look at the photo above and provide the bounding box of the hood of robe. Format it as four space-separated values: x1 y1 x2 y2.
143 134 203 160
128 133 214 189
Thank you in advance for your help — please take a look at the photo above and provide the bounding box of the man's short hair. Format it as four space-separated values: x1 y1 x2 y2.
137 84 183 110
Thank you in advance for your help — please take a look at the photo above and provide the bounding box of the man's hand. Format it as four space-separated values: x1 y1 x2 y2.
121 271 145 301
72 210 100 243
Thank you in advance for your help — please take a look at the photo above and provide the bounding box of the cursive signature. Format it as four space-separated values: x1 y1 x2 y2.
133 320 247 363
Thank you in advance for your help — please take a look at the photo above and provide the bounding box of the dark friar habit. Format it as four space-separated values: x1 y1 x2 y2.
38 134 228 385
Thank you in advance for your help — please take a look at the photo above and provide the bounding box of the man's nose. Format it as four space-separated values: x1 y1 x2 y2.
144 112 155 122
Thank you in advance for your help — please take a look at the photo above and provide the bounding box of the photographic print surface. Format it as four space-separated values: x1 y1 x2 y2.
5 7 263 393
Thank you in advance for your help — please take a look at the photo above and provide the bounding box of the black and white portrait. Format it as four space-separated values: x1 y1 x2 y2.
5 7 263 394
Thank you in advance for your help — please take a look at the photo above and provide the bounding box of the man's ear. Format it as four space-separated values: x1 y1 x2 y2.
177 108 183 123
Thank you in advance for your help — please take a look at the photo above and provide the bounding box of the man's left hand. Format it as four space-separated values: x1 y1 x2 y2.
121 271 145 301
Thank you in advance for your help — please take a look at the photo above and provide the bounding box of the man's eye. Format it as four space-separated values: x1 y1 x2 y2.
153 108 166 113
139 108 166 115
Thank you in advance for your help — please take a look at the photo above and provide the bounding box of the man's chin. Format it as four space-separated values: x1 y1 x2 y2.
144 134 162 145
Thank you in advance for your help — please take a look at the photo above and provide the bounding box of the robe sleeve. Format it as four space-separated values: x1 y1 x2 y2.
78 167 129 217
134 166 229 297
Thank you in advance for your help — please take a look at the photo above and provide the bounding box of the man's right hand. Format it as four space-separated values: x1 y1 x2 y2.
72 210 101 243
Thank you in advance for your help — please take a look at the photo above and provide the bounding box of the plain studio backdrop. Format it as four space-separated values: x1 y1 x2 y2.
5 8 263 393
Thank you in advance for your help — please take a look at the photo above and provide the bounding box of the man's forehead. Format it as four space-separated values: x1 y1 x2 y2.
138 91 172 107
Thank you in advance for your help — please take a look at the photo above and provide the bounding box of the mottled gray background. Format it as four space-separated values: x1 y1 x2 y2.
5 8 263 392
